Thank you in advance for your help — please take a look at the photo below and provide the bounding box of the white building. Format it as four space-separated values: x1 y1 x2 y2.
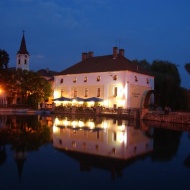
54 47 154 109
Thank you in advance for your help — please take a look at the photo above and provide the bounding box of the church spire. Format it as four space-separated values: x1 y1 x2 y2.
16 31 30 71
17 30 29 55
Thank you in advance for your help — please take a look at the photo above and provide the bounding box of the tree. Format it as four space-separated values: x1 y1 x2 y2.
0 69 52 108
150 60 184 110
185 63 190 75
0 49 9 69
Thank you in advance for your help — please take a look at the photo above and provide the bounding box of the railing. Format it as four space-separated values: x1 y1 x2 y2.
54 106 135 117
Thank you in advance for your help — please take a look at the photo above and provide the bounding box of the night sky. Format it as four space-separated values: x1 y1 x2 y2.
1 0 190 88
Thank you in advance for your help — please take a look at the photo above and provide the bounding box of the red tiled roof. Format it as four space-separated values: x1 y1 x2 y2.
58 54 151 75
17 34 29 55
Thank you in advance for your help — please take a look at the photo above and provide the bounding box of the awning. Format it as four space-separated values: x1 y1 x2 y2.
84 97 104 102
53 97 71 101
71 97 85 101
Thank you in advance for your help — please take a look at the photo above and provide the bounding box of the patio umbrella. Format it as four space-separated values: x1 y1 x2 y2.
84 97 104 102
53 97 71 101
71 97 85 101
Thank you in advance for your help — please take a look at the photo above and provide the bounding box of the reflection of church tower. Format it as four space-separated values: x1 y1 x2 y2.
14 150 27 181
16 31 29 71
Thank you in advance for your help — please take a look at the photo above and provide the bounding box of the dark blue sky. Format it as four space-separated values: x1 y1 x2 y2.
1 0 190 88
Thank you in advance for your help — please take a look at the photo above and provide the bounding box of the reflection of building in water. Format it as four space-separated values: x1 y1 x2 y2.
53 117 153 160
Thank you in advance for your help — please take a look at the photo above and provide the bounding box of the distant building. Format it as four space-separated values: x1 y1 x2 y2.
54 47 154 109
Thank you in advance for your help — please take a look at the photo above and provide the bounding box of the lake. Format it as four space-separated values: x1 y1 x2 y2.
0 114 190 190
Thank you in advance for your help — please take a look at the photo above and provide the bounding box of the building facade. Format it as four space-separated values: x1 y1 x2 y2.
54 47 154 109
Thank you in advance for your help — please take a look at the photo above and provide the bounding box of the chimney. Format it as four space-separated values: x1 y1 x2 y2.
113 47 118 59
88 51 94 58
119 49 124 56
82 52 88 61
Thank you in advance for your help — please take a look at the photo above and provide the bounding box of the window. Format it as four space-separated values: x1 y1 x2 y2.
112 148 116 154
97 76 101 81
73 77 77 83
60 78 63 83
84 77 87 82
84 88 88 97
113 87 117 97
146 78 149 84
24 59 27 65
18 59 20 64
97 88 100 97
113 75 117 80
74 89 77 97
135 76 138 82
61 90 64 97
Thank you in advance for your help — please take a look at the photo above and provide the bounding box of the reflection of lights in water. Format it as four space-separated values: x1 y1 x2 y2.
71 121 77 128
78 120 84 127
103 121 108 130
53 125 59 134
87 121 95 129
63 120 69 126
117 132 127 144
54 118 59 126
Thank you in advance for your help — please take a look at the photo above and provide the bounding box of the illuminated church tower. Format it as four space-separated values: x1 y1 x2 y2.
16 31 29 70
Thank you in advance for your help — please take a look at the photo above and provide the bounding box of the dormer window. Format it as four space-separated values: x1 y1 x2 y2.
73 77 77 83
97 76 101 81
135 76 138 82
60 79 63 83
84 77 87 82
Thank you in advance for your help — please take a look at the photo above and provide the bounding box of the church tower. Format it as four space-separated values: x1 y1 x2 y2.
16 31 29 71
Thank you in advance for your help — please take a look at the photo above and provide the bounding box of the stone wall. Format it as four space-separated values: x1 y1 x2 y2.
142 111 190 125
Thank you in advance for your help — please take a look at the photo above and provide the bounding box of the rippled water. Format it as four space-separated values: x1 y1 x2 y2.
0 114 190 190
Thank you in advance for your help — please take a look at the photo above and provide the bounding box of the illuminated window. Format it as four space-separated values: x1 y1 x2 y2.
97 76 101 81
113 87 117 97
60 78 63 83
97 88 100 97
84 77 87 82
74 89 77 97
135 76 138 82
73 77 77 83
113 75 117 80
84 88 88 97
